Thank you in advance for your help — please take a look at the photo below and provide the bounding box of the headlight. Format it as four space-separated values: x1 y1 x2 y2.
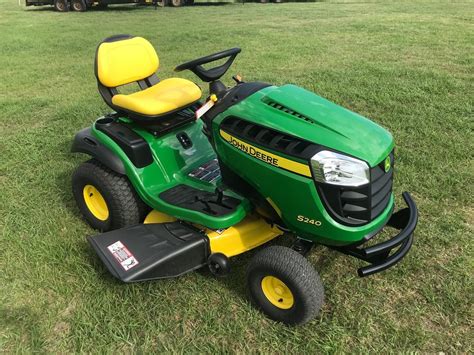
311 150 369 187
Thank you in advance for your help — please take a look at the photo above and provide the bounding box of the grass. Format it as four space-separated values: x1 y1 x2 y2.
1 0 473 352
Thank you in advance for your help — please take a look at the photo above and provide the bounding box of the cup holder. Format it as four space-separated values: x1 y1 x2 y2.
96 117 114 126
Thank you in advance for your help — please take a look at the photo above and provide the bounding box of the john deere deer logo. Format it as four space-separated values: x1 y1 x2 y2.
384 156 391 173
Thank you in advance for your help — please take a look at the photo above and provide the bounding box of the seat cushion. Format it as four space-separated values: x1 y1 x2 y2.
97 36 159 88
112 78 202 117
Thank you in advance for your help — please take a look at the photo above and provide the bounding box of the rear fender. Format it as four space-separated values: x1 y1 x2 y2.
71 127 126 175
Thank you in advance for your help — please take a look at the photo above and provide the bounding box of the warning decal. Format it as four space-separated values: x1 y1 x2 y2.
107 241 139 271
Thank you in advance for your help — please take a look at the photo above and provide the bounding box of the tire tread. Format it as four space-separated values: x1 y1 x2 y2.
72 159 149 231
247 245 324 325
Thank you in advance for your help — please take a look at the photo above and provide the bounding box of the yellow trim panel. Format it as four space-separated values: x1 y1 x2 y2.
206 215 282 258
220 130 311 177
144 210 178 224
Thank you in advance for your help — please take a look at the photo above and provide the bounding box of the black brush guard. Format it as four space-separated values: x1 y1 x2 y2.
330 192 418 277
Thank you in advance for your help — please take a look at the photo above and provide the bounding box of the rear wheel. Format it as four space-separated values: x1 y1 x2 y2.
247 246 324 325
54 0 68 11
156 0 167 6
72 159 148 231
71 0 87 11
170 0 184 6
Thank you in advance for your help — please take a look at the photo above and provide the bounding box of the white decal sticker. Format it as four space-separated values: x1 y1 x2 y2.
107 241 139 271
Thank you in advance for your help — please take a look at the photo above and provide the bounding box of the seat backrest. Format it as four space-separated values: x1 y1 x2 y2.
95 35 159 88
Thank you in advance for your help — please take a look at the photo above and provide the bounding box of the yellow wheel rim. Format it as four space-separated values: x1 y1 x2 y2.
261 276 294 309
83 185 109 221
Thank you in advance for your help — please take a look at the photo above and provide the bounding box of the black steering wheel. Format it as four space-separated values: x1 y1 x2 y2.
174 48 241 82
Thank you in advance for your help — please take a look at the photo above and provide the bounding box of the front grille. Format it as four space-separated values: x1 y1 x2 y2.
317 151 394 226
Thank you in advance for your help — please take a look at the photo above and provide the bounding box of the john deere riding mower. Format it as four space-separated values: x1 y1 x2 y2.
71 35 418 325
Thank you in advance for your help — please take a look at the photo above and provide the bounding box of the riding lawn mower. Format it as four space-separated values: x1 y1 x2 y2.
71 35 418 325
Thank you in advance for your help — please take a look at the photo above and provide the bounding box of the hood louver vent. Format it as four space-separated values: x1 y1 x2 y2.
264 99 315 124
220 116 320 160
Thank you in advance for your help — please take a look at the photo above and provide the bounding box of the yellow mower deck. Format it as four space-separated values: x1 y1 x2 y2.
87 210 283 283
144 210 282 258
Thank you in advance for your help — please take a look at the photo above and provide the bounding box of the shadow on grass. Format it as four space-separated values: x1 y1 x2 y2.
25 2 233 13
189 2 236 6
55 139 81 213
198 236 339 303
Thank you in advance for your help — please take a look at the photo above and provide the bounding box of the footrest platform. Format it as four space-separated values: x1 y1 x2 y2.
159 184 241 217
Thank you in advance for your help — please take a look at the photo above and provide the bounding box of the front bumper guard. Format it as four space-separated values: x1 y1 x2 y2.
331 192 418 277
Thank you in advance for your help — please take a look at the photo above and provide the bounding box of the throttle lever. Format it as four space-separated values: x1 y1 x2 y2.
215 187 224 205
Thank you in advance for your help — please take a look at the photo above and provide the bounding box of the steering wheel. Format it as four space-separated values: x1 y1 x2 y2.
174 48 241 83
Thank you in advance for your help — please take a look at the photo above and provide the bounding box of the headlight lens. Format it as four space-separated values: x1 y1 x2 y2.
311 150 369 187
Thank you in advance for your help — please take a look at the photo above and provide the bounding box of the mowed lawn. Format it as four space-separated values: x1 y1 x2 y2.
0 0 472 352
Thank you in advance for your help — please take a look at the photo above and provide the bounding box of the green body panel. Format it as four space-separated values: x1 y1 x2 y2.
88 84 396 245
92 118 249 229
224 84 394 166
211 84 396 245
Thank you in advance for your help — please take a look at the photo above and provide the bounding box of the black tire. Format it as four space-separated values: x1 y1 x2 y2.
71 0 86 11
170 0 183 6
208 253 231 277
54 0 69 11
72 159 149 232
247 246 324 325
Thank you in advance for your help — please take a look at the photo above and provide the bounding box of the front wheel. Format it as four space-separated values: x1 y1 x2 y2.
170 0 183 6
247 246 324 325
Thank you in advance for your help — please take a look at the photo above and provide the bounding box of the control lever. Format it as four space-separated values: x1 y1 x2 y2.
213 187 232 209
215 187 224 205
232 74 243 84
195 196 215 215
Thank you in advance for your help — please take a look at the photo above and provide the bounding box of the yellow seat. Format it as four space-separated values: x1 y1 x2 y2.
95 35 202 118
112 78 202 117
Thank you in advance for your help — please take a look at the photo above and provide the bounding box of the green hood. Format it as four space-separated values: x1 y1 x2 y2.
225 84 394 167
